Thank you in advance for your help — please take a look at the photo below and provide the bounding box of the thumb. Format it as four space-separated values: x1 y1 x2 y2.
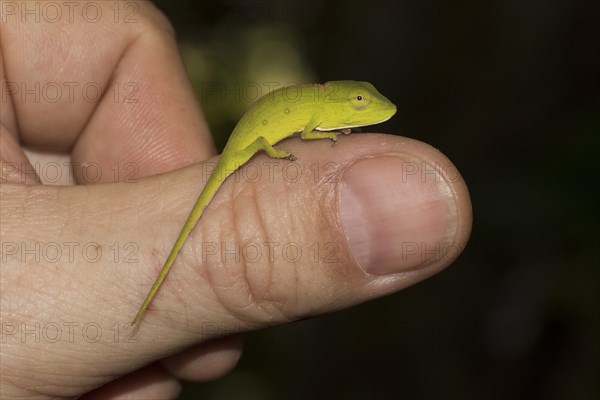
129 133 470 333
0 134 471 393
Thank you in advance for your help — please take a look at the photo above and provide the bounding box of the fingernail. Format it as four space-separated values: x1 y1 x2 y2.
339 155 458 275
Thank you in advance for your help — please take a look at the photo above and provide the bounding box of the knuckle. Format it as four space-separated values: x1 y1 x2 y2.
129 1 175 38
135 1 177 39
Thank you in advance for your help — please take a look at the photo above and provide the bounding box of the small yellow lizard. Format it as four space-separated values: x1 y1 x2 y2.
132 81 396 325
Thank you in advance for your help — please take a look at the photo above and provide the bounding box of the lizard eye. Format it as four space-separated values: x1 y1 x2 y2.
350 89 370 110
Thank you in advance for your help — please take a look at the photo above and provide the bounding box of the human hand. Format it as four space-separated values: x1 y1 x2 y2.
0 2 472 399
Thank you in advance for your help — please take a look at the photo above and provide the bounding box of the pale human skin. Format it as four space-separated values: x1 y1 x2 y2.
0 2 472 399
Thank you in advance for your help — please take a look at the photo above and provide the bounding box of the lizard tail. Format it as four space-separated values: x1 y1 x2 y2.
132 160 235 326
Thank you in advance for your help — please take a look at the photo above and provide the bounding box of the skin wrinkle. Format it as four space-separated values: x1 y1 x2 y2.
312 166 347 287
188 200 224 328
285 193 311 317
55 187 72 239
250 157 339 320
0 369 22 394
197 173 288 326
198 191 259 328
271 160 312 317
3 344 97 399
1 184 25 235
219 173 261 321
70 33 140 151
129 183 176 313
252 172 302 321
9 384 50 400
13 28 93 147
63 185 91 237
243 185 270 315
282 194 301 315
250 176 282 309
234 181 282 323
0 56 19 137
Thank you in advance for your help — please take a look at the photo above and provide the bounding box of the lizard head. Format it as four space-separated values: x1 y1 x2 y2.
318 80 397 130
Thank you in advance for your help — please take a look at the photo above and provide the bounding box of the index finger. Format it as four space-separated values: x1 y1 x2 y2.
0 1 212 179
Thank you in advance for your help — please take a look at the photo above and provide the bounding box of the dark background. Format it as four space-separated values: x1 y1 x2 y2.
152 1 599 399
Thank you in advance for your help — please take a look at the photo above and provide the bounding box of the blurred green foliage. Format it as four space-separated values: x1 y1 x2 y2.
152 1 599 399
179 21 316 150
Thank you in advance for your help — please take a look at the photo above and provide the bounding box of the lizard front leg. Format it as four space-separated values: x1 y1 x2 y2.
300 117 339 146
241 136 297 161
